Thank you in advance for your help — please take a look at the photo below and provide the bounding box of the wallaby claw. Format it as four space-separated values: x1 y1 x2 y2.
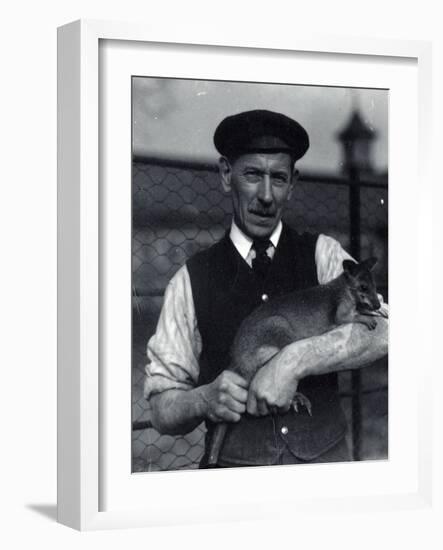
358 316 378 330
292 392 312 416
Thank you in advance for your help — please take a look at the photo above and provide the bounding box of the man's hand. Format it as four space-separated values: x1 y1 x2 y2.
200 370 248 423
246 357 299 416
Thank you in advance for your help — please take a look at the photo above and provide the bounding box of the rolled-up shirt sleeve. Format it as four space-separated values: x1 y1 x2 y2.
144 265 202 400
315 233 388 317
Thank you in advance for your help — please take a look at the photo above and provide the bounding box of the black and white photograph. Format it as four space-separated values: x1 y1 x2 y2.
131 77 389 472
2 0 438 542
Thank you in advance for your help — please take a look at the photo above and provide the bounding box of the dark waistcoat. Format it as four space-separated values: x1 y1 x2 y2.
187 225 347 466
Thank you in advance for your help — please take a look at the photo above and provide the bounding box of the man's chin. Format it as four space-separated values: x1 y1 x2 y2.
245 219 277 238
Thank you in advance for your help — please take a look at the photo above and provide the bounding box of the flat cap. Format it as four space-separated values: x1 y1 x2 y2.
213 109 309 161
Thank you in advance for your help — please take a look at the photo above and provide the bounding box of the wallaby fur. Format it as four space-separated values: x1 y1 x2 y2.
207 257 383 467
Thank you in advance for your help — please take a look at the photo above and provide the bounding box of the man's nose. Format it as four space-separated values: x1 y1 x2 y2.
257 176 273 204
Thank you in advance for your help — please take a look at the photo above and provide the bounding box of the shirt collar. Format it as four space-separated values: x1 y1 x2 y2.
229 220 283 261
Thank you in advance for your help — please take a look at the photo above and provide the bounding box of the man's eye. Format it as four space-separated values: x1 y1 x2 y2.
244 171 260 179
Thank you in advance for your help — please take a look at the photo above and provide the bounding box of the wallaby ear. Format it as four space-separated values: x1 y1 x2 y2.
342 259 358 276
361 256 378 271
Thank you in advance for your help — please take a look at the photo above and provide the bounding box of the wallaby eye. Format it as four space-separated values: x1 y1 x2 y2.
360 284 368 292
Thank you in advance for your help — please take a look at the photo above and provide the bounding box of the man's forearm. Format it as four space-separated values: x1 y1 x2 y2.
149 370 249 434
246 318 388 414
281 317 389 381
149 387 208 435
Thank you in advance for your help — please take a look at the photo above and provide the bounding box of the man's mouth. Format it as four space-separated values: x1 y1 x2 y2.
249 210 275 218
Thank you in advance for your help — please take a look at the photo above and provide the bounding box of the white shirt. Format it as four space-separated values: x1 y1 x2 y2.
144 227 387 399
230 219 282 265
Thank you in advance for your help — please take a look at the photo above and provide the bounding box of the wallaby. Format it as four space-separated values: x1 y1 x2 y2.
207 256 385 467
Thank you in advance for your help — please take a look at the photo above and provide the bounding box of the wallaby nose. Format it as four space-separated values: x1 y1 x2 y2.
373 296 381 311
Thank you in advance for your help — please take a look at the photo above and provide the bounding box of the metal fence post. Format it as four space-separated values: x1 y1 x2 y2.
348 165 362 461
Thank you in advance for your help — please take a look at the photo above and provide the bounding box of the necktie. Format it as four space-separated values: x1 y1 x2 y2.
252 239 272 279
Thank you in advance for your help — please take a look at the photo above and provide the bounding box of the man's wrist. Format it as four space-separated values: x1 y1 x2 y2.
277 342 310 382
194 384 211 420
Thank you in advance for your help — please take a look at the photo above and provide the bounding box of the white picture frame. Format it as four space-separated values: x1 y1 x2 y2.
57 19 433 531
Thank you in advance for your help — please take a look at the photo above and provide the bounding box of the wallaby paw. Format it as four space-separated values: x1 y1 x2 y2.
365 318 378 330
292 392 312 416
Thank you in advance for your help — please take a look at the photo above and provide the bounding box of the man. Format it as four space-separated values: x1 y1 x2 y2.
144 109 388 468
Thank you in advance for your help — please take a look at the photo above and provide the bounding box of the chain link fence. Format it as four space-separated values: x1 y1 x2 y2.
132 157 388 472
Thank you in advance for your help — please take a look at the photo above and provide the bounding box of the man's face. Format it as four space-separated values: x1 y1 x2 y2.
220 152 296 240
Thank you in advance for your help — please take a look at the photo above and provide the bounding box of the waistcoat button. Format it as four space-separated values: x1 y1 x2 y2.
261 293 269 302
281 426 289 435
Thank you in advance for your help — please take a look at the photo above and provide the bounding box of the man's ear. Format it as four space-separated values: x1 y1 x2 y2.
287 167 299 201
219 156 232 193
